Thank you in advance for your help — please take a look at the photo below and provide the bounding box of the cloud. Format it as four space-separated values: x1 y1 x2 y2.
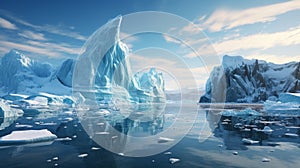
213 24 300 54
18 30 46 41
162 34 181 44
0 39 81 58
0 17 17 30
244 53 300 64
202 1 300 32
2 13 87 41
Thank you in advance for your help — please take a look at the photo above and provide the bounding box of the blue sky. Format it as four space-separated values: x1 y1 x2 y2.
0 0 300 89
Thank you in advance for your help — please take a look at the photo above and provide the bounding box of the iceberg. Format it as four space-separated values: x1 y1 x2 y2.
73 16 165 104
200 55 300 103
0 99 23 130
0 129 57 145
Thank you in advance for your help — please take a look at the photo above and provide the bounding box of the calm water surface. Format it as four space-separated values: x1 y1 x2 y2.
0 103 300 168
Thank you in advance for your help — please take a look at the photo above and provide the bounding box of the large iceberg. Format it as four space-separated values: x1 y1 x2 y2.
200 55 300 103
73 16 166 104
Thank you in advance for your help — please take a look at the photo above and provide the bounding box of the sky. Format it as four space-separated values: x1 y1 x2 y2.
0 0 300 90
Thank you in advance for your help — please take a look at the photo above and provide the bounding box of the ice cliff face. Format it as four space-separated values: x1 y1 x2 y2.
200 55 300 103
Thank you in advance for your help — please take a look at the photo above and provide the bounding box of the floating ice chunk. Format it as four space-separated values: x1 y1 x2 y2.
91 147 101 150
0 129 57 145
164 151 172 155
284 133 299 137
158 137 175 143
262 157 271 162
95 132 110 135
232 151 238 155
78 153 88 158
56 137 72 141
262 126 273 134
242 138 259 144
52 157 59 161
15 124 33 128
169 158 180 164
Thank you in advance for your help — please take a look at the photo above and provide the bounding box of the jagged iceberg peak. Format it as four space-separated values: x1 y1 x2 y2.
0 49 53 93
200 55 300 103
1 49 32 68
73 16 166 104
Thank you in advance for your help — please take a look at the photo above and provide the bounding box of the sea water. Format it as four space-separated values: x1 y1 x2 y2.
0 103 300 168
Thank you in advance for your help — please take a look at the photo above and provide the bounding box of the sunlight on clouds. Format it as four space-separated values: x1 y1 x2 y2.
4 14 87 41
213 24 300 54
18 30 46 41
202 1 300 32
129 52 210 90
244 53 300 64
0 41 59 57
0 17 17 30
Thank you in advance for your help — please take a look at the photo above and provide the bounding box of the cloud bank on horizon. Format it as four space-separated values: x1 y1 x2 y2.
0 0 299 90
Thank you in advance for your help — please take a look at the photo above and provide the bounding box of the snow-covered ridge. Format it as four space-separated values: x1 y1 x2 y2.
200 55 300 103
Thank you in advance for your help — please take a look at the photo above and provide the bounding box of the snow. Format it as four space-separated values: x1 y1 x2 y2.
222 55 254 69
0 129 57 145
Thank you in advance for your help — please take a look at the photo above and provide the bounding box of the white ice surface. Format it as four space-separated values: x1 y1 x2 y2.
0 129 57 144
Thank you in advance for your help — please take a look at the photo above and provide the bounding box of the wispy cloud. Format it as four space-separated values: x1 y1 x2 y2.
0 40 81 57
1 12 87 41
18 30 46 41
213 24 300 54
244 53 300 64
0 17 17 30
202 1 300 32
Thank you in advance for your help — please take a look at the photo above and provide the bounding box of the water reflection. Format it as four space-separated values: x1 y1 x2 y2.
204 106 300 150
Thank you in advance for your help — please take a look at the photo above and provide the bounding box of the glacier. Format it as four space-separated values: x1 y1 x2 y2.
200 55 300 103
